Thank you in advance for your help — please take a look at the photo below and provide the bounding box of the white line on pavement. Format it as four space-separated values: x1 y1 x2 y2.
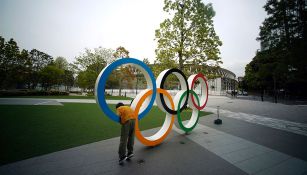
34 101 53 105
205 107 307 137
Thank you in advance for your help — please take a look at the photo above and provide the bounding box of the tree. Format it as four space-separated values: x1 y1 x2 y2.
143 58 150 65
76 71 87 91
111 46 136 96
74 47 113 73
74 47 114 91
105 47 133 92
0 36 56 90
152 58 176 77
136 58 151 89
0 36 6 88
39 64 64 91
245 50 275 91
75 69 97 91
15 49 30 88
1 38 20 89
105 70 119 90
245 0 307 99
29 49 53 72
28 49 53 89
152 58 179 89
63 69 74 91
155 0 222 70
54 56 68 70
54 57 75 91
113 46 129 58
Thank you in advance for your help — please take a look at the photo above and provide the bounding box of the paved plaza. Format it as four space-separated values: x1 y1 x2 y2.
0 96 307 174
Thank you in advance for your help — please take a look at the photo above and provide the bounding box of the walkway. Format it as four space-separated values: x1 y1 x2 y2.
1 96 307 174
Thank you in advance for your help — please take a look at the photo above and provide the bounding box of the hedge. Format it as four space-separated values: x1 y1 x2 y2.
0 90 69 97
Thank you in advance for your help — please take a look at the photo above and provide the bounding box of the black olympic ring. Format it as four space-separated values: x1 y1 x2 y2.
159 68 189 115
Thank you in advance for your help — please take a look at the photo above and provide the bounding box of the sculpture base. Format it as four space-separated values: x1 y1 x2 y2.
214 119 222 125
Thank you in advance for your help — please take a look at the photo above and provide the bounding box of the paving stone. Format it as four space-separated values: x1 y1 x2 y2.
222 145 272 164
174 123 307 175
210 140 255 156
235 151 290 174
256 158 307 175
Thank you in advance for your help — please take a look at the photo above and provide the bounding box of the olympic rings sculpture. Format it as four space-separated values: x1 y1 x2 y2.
95 58 208 146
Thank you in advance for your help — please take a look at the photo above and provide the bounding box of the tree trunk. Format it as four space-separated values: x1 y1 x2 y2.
261 88 264 102
178 4 185 71
135 75 138 95
273 75 277 103
281 0 291 48
178 51 184 70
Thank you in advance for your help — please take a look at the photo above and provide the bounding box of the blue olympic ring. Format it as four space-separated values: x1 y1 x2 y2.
95 58 156 123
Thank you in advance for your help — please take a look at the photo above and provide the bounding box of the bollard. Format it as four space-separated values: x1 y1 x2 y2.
214 106 222 124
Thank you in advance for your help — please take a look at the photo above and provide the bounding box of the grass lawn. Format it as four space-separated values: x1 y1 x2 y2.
0 103 211 165
0 95 132 100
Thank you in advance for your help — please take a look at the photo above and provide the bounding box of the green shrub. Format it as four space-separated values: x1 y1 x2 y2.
0 90 69 97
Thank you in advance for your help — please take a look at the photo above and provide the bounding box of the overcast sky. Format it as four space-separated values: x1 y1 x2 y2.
0 0 267 77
